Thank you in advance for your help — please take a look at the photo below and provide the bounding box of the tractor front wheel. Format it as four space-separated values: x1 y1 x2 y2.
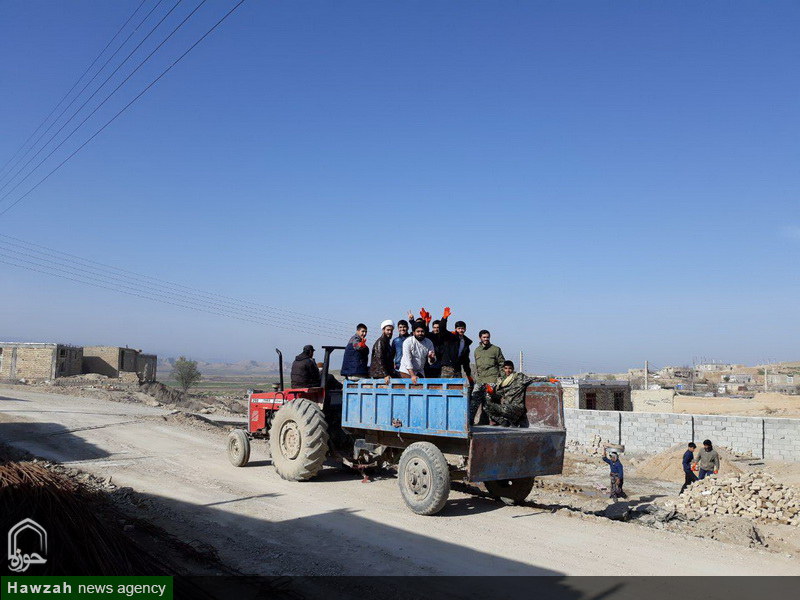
227 429 251 467
269 398 329 481
398 442 450 515
484 477 535 505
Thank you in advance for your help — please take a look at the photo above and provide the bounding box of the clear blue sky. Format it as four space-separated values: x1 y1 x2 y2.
1 1 798 374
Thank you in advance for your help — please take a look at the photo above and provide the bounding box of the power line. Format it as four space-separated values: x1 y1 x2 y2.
0 252 347 339
0 233 350 326
0 0 187 199
0 240 349 337
0 0 150 180
0 0 167 190
0 0 247 217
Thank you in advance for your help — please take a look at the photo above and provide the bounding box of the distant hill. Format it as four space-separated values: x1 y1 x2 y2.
158 357 281 377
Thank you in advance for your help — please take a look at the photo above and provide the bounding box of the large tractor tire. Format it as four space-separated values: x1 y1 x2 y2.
398 442 450 515
269 398 329 481
227 429 251 467
484 477 535 505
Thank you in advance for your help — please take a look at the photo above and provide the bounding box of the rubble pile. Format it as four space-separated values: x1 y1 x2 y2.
669 472 800 526
534 478 583 494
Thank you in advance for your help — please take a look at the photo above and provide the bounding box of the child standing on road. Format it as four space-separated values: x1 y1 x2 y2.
603 449 627 500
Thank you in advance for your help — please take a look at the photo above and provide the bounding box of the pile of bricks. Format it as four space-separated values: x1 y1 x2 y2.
670 472 799 526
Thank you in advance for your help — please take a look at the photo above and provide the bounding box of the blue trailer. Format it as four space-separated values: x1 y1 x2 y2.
229 346 566 516
341 377 566 515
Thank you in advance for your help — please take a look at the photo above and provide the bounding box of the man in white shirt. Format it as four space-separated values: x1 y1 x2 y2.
399 321 436 384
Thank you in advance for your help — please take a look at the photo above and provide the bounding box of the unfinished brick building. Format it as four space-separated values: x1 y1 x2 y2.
0 343 83 380
82 346 157 382
560 379 632 411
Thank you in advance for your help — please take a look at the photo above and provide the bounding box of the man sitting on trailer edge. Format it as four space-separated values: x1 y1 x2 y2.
472 360 536 427
399 321 436 384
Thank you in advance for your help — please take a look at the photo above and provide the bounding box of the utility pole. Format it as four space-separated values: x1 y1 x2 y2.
644 360 649 390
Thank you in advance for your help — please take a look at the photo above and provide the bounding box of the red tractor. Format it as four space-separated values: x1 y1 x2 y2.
226 346 373 480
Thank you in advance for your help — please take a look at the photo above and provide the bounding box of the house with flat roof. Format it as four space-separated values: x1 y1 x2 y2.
0 342 83 380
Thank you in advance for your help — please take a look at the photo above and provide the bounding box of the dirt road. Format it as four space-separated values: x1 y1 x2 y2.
1 385 798 576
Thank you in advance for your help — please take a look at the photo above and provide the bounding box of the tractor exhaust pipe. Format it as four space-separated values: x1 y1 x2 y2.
275 348 284 391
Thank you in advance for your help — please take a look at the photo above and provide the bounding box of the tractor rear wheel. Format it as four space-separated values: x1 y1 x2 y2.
269 398 329 481
227 429 251 467
398 442 450 515
484 477 535 505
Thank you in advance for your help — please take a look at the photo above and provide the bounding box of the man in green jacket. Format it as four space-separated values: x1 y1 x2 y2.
474 330 505 386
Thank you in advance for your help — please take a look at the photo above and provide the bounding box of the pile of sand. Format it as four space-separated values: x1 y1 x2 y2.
635 443 743 483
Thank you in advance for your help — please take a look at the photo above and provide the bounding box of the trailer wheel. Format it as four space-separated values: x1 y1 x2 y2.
484 477 535 505
227 429 251 467
269 398 329 481
398 442 450 515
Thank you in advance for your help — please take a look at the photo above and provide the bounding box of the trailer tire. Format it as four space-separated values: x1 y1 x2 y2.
398 442 450 515
227 429 251 467
269 398 329 481
484 477 535 505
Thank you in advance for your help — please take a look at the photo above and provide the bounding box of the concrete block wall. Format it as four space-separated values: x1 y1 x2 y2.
764 418 799 461
564 409 620 444
564 408 800 461
620 412 692 453
693 415 762 459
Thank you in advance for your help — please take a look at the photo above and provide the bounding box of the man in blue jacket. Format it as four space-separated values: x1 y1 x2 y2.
341 323 369 380
680 442 698 494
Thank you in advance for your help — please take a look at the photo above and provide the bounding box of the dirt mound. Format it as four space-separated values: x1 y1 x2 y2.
0 454 163 574
635 444 742 483
139 382 208 411
159 411 223 432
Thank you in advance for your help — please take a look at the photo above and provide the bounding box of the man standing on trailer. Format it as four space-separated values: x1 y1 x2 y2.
370 320 398 383
399 322 436 384
474 329 505 386
438 307 473 382
392 319 411 370
341 323 369 380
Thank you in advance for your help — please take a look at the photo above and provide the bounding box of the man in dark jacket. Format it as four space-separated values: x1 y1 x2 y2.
392 319 411 370
680 442 698 494
341 323 369 379
370 320 398 383
438 308 473 382
290 345 320 388
425 319 445 378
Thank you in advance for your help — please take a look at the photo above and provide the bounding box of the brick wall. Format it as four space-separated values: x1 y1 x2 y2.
83 346 121 378
55 345 83 377
12 347 56 379
564 408 800 461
